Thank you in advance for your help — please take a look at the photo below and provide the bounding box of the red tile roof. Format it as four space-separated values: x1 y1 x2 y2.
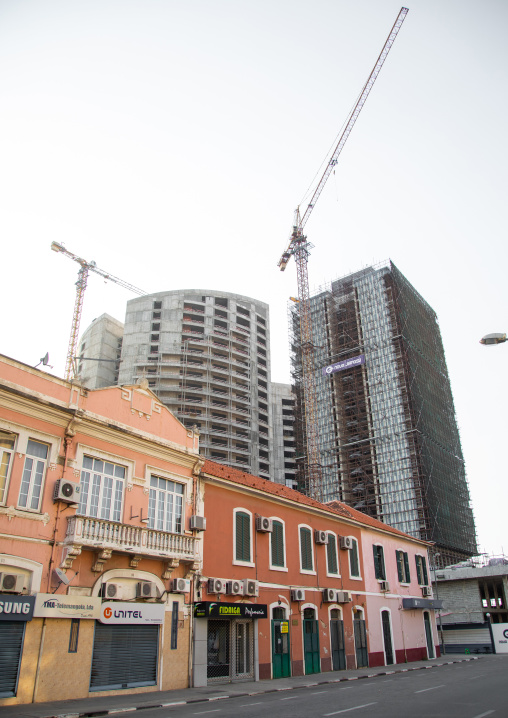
202 459 427 544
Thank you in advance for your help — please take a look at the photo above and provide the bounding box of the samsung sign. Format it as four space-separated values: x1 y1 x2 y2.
322 354 365 376
0 594 35 621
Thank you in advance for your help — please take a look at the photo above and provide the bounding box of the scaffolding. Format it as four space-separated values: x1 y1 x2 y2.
289 261 477 565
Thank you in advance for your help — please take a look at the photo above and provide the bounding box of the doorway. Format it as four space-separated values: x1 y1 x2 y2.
424 612 435 659
330 609 346 671
271 606 291 678
353 609 368 668
303 607 320 675
207 619 254 683
381 610 394 665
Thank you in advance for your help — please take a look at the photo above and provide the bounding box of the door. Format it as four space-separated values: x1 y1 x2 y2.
90 623 159 690
207 619 254 683
381 610 394 665
234 620 253 679
272 619 291 678
424 612 435 659
353 617 369 668
0 622 25 698
303 608 320 675
207 620 230 682
330 610 346 671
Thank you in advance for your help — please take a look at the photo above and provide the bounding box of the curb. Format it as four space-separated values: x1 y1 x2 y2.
45 657 480 718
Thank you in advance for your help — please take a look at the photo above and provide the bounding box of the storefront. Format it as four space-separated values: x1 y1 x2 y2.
90 601 165 691
193 602 267 686
0 594 35 698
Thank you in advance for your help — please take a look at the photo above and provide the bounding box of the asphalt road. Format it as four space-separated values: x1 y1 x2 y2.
133 658 508 718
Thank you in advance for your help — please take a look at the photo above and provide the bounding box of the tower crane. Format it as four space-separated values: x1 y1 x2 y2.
51 242 147 381
278 8 408 502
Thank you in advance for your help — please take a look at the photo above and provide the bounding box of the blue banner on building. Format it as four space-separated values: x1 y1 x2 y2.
322 354 365 376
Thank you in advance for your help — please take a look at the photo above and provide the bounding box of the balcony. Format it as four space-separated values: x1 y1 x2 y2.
62 515 199 571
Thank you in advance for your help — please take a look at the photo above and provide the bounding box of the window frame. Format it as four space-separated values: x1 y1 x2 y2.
147 473 184 534
0 430 17 505
77 454 127 523
233 508 254 566
326 532 340 577
348 537 362 580
415 554 429 586
17 438 50 512
373 543 386 581
269 518 287 572
396 549 411 584
298 524 315 575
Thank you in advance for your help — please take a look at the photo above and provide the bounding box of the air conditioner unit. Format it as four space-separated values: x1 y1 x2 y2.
53 479 80 504
208 578 226 594
322 588 336 603
422 585 432 598
171 578 191 593
379 580 390 592
243 579 259 597
339 536 354 550
136 581 158 598
337 590 352 604
100 582 124 599
314 530 328 545
0 572 24 593
291 588 305 602
256 516 273 533
226 580 244 596
190 515 206 531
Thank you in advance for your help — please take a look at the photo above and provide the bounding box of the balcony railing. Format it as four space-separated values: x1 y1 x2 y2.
64 515 198 561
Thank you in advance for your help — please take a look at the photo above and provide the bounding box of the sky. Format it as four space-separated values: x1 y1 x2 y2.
1 0 507 559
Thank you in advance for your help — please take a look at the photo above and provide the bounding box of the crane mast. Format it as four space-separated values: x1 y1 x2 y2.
51 242 146 381
279 8 408 502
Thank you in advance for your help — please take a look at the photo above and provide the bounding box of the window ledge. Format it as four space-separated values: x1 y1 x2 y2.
349 575 363 581
2 505 50 524
269 565 288 572
300 569 316 576
233 560 255 568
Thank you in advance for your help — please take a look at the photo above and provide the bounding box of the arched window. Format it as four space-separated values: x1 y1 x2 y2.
299 526 314 572
270 520 285 568
235 510 251 562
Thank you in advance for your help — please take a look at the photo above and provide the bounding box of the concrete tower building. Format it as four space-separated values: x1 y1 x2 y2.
290 261 477 566
77 313 123 389
117 290 273 479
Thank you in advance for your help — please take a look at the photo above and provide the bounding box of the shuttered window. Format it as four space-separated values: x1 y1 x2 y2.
373 544 386 580
327 534 339 575
271 520 285 567
300 527 313 571
0 622 25 697
90 623 158 691
235 511 251 562
416 555 428 585
396 550 410 583
349 538 360 577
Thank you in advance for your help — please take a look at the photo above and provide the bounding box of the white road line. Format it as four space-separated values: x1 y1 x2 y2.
472 711 495 718
311 691 329 694
415 684 446 694
324 702 377 716
280 695 298 700
193 711 221 715
240 702 263 707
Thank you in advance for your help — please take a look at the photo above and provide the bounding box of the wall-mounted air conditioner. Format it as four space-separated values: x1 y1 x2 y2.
314 530 328 545
208 578 226 594
136 581 158 598
226 580 244 596
190 515 206 531
256 516 273 533
337 590 352 603
0 573 24 593
322 588 336 603
339 536 353 550
100 582 124 599
422 585 432 598
291 588 305 602
379 580 390 592
171 578 191 593
53 479 80 504
243 579 259 597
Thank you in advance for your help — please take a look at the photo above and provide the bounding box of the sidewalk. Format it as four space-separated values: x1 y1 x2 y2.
1 655 487 718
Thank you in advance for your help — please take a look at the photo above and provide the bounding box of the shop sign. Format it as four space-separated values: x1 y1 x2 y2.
402 598 443 610
322 354 365 376
194 601 268 619
99 601 165 625
0 594 35 621
280 621 289 633
491 623 508 654
34 593 101 619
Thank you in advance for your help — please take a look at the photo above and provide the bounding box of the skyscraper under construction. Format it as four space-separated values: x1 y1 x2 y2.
290 261 477 566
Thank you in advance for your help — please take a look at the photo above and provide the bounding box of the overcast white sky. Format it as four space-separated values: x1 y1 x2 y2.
1 0 507 558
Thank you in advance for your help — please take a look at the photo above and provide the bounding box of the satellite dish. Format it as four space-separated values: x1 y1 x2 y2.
54 567 70 585
35 353 54 369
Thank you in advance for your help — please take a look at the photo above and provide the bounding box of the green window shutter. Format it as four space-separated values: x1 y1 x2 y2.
416 556 423 584
235 511 250 561
396 551 404 582
300 527 313 571
271 521 284 567
403 552 410 583
374 545 385 580
421 556 428 585
350 539 359 577
327 534 338 574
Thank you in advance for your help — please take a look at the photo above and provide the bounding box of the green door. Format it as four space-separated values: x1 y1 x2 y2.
271 620 291 679
330 618 346 671
303 609 320 675
424 612 435 659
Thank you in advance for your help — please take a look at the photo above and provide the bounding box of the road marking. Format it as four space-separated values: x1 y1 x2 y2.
193 711 221 715
280 695 298 700
240 702 263 707
311 691 329 694
415 684 445 693
324 703 377 715
472 712 495 718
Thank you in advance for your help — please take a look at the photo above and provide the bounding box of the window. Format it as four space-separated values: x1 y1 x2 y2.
235 511 251 562
373 544 386 580
78 455 126 522
0 431 16 504
396 550 411 583
18 439 49 511
349 538 360 578
147 475 184 533
299 526 314 572
415 555 429 585
270 520 285 569
326 534 339 575
68 619 80 653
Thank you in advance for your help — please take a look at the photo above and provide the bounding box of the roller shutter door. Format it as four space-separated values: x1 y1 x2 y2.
90 622 159 690
0 622 25 697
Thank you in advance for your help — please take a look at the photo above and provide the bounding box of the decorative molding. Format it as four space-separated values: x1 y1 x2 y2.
162 558 180 580
92 548 113 573
132 477 146 486
0 505 50 525
129 555 142 568
142 487 150 496
60 544 82 570
126 483 133 492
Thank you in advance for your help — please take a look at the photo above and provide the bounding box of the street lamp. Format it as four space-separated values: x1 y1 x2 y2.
480 333 507 345
431 553 446 656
